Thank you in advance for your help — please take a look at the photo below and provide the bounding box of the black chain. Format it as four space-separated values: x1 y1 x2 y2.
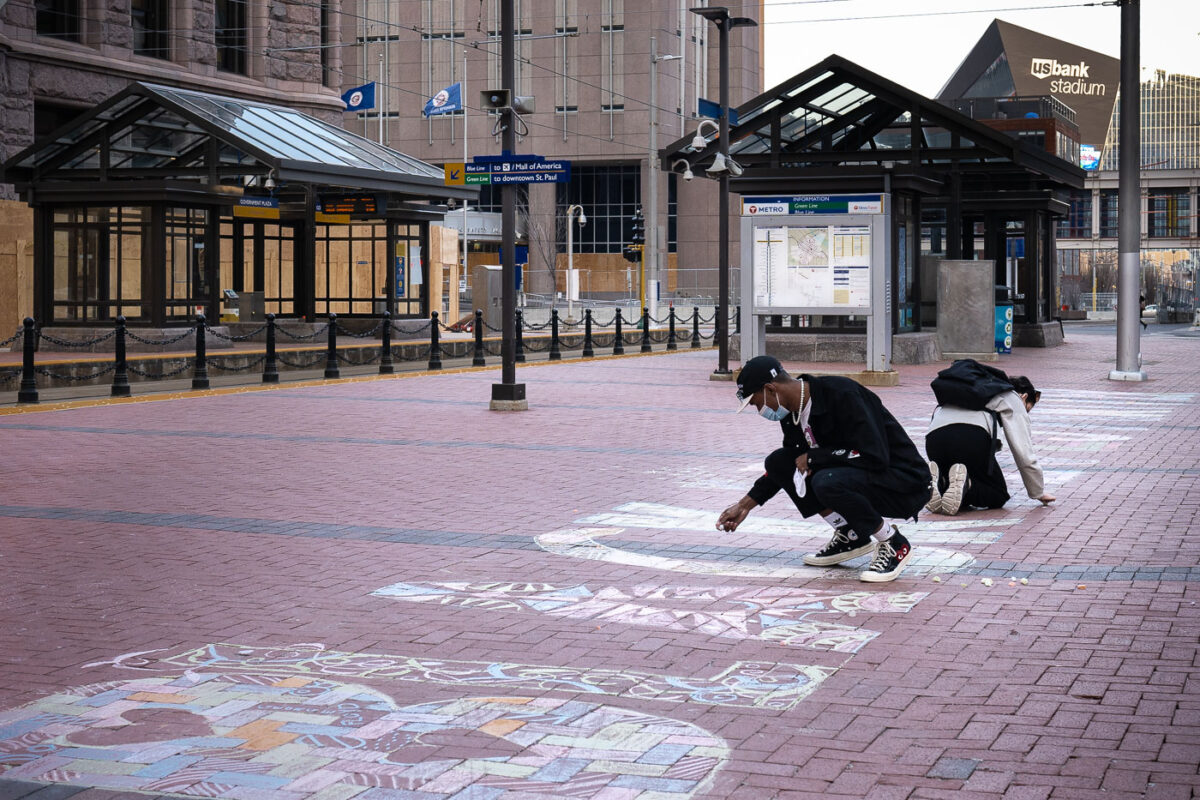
35 363 117 381
207 355 268 372
127 359 195 379
276 324 330 341
482 319 504 333
523 318 553 331
0 369 21 381
37 328 118 348
275 351 328 368
522 338 552 352
126 328 195 346
204 324 269 342
0 328 23 349
334 320 384 338
405 319 435 334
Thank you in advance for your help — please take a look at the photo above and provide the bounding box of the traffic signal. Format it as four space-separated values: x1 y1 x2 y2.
629 208 644 246
623 245 641 264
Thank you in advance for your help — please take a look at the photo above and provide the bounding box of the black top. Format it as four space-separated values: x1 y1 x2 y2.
748 375 928 505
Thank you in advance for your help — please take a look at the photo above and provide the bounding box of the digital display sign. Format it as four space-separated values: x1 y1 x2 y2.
317 194 384 215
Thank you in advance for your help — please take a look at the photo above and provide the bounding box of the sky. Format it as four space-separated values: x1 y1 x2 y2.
762 0 1200 96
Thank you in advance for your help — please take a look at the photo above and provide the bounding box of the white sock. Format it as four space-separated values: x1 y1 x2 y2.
871 523 891 543
821 512 848 529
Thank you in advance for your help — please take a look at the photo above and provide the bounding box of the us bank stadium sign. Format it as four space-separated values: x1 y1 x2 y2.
1030 57 1107 96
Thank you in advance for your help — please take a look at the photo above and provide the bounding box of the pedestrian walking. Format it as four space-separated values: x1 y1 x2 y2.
925 373 1055 515
716 356 932 582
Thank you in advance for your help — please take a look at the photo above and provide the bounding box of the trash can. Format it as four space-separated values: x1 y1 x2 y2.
994 285 1013 354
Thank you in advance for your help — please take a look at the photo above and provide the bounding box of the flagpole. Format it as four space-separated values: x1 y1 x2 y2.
377 51 384 144
462 50 469 316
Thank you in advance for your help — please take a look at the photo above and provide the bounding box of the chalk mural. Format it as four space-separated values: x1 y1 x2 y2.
372 580 925 653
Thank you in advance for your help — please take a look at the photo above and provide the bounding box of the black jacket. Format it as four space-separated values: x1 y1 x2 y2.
748 375 929 505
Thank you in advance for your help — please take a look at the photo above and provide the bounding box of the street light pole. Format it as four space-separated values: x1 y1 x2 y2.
566 204 586 323
648 37 680 325
1111 0 1145 381
690 7 756 378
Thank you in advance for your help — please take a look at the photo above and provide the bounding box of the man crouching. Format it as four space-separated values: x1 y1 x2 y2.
716 356 932 582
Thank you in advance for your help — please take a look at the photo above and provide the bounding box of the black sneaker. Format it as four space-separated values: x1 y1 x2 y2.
803 524 875 566
859 527 913 583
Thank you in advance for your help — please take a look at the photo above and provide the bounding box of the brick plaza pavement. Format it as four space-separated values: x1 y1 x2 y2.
0 324 1197 799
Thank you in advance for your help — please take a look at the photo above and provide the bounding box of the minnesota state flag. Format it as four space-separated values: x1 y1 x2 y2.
423 83 462 117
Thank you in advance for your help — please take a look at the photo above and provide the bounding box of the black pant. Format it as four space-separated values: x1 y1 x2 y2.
925 424 1010 510
763 447 930 537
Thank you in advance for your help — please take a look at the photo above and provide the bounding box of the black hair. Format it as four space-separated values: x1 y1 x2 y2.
1009 376 1041 407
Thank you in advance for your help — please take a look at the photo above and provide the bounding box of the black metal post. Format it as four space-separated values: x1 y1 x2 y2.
263 313 279 383
667 306 678 350
713 304 723 351
324 313 339 379
691 306 701 348
641 306 652 352
381 311 396 374
613 309 625 355
111 316 130 397
473 309 486 366
425 311 440 371
192 314 210 389
736 304 741 335
583 309 594 357
549 309 562 360
17 317 37 403
515 309 526 363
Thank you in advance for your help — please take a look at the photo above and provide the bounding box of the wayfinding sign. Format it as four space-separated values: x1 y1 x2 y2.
742 194 884 216
444 154 571 186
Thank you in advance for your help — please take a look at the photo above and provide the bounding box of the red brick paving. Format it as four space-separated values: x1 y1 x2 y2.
0 324 1198 798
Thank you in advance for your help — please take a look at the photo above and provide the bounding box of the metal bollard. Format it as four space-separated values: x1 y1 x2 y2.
691 306 701 349
425 311 440 371
111 316 130 397
515 309 526 363
582 309 595 358
472 309 486 366
549 309 562 361
17 317 37 403
192 314 210 389
713 303 722 349
736 304 742 335
381 311 396 374
613 309 625 355
324 313 340 379
263 314 279 383
667 306 678 351
641 307 652 353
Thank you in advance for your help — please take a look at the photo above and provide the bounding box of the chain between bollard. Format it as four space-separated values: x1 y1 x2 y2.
472 309 486 366
549 309 562 361
263 314 279 383
426 311 441 371
324 313 340 379
191 314 210 390
515 310 526 363
111 317 131 397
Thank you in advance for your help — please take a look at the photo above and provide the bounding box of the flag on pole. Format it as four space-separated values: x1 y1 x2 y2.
423 82 463 117
342 82 376 112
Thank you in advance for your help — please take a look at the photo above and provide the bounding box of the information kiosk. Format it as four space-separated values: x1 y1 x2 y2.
739 193 892 373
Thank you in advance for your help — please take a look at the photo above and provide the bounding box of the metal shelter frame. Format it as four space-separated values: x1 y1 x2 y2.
661 55 1086 337
1 82 477 326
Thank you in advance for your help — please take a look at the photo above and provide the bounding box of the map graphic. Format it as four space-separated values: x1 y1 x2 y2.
787 228 830 268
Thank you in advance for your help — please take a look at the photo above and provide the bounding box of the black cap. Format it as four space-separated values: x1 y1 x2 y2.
736 355 785 412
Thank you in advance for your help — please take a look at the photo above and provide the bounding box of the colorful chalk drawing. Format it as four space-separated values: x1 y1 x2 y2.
0 673 729 798
81 643 831 712
371 581 926 653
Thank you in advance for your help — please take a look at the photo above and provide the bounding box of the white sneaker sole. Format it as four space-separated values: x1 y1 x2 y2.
803 541 875 566
940 463 968 516
859 547 914 582
926 461 942 513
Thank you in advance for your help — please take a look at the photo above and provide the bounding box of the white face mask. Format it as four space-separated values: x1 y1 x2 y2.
759 388 789 421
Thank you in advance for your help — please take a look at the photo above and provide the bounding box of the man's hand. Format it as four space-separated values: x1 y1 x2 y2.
717 496 757 532
1037 493 1056 505
795 453 810 476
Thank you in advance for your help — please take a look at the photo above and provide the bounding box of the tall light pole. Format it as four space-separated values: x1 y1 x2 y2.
1110 0 1145 381
690 7 756 378
648 37 680 324
566 204 586 323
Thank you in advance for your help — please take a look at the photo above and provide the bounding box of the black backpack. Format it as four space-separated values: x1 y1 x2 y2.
930 359 1013 454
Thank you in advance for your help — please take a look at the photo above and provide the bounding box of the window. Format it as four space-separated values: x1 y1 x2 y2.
36 0 80 40
556 164 641 253
1057 191 1092 239
132 0 169 58
215 0 247 74
320 1 333 87
1148 189 1190 238
1099 190 1119 238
